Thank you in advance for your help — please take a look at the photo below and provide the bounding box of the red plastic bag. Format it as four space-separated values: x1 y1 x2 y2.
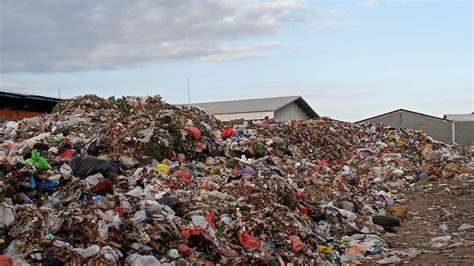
114 205 123 216
295 191 306 201
90 179 113 195
205 212 216 230
298 205 309 215
178 244 193 257
181 228 201 239
318 160 329 167
238 232 260 250
173 170 192 186
0 256 12 266
60 149 75 161
185 127 202 140
289 235 305 253
200 182 215 191
221 128 235 139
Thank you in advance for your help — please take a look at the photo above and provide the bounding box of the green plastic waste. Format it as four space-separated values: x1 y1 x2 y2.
252 143 265 156
26 149 52 170
184 210 204 220
273 137 282 145
167 249 180 259
47 137 59 143
216 226 224 237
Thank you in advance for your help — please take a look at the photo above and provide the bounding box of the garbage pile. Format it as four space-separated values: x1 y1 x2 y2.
0 95 472 265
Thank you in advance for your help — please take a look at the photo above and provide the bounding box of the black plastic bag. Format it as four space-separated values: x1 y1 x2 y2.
70 156 121 178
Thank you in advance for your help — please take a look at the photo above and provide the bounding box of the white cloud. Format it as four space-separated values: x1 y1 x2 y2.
360 0 408 7
314 21 360 29
327 8 349 16
361 0 378 7
0 79 57 96
0 0 304 73
201 42 293 62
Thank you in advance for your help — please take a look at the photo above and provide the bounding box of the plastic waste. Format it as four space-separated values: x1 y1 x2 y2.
131 210 147 224
240 167 256 176
136 128 154 143
416 172 429 181
0 199 15 226
71 156 121 178
101 246 122 264
167 249 180 259
221 128 235 139
125 254 161 266
90 179 113 195
173 170 192 185
346 244 364 253
92 195 104 204
429 235 451 247
59 149 75 161
185 126 202 140
238 232 260 250
178 244 192 257
28 175 59 192
192 215 218 246
369 248 382 255
288 235 305 253
330 251 340 262
25 149 51 170
377 255 401 264
458 224 474 231
0 256 13 266
126 187 145 198
59 163 73 180
157 197 179 211
155 163 170 175
317 245 333 254
85 173 102 187
205 212 216 230
72 245 100 258
119 155 141 169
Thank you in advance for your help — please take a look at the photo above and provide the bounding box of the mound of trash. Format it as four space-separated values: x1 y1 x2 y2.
0 95 472 265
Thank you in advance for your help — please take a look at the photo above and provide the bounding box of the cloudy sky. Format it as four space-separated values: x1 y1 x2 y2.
0 0 472 121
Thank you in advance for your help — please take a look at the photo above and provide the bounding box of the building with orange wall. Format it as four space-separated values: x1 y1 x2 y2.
0 91 61 121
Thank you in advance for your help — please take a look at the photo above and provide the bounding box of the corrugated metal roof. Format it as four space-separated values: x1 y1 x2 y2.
443 113 474 121
0 91 60 103
0 91 61 113
189 96 318 118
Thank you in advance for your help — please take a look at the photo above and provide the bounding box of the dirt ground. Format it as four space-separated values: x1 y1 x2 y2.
384 176 474 265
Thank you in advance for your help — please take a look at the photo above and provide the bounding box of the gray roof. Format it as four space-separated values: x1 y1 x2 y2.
356 109 449 123
189 96 318 118
443 113 474 121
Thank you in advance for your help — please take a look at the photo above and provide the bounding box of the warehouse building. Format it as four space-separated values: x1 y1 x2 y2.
0 91 61 121
443 113 474 145
189 96 319 122
357 109 453 143
357 109 473 145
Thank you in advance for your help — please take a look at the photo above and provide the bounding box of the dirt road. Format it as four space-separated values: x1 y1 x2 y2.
385 176 474 264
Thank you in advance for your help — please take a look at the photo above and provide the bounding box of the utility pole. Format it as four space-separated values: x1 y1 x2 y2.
187 78 190 104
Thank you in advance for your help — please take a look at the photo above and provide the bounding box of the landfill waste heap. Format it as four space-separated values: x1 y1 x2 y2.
0 95 472 265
